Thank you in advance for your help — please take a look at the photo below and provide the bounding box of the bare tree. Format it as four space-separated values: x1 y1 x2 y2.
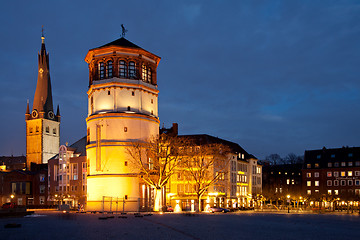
181 142 230 212
265 154 282 165
126 134 186 211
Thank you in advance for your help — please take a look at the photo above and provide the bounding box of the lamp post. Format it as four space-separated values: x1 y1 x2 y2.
287 195 291 213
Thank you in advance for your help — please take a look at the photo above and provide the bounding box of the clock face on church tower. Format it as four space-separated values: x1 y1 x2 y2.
48 111 54 119
31 110 38 118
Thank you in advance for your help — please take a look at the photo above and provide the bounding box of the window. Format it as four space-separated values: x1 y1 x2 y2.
334 162 339 167
328 190 332 195
315 190 319 193
317 154 321 159
291 179 295 185
106 61 113 78
341 171 346 177
125 161 128 166
148 68 152 83
46 126 49 133
355 180 360 186
36 126 39 132
341 180 346 186
124 127 127 132
348 180 353 186
333 171 339 177
328 162 332 167
40 185 45 194
39 196 45 205
108 90 110 95
307 181 311 187
306 164 311 168
334 180 339 186
87 128 90 144
348 153 353 157
129 61 136 79
334 190 339 195
314 163 319 168
307 190 311 195
327 180 332 186
327 172 332 177
341 162 346 167
331 154 335 158
29 127 33 133
151 99 153 104
53 128 56 135
348 171 353 177
348 162 353 166
315 181 319 187
40 174 45 182
287 179 290 185
142 64 147 82
306 173 311 178
314 172 319 178
119 60 127 77
355 161 360 166
98 62 105 79
127 106 130 111
132 91 135 96
73 175 78 180
355 171 360 177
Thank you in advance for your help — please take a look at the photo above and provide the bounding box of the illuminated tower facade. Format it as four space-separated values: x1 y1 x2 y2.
25 34 60 169
85 37 160 211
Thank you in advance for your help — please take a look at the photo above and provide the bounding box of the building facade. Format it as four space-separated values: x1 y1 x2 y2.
163 128 262 212
25 34 60 169
262 163 303 204
302 147 360 208
48 138 87 208
85 37 161 211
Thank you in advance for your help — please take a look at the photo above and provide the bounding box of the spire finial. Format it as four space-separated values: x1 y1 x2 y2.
41 25 45 43
121 24 128 38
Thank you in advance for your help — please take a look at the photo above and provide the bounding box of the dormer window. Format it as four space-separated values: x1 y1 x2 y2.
98 62 105 79
106 61 113 78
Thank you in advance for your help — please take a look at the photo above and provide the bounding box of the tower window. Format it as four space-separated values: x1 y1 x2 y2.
148 68 152 83
87 128 90 144
151 99 153 104
98 62 105 79
129 61 136 79
151 110 153 115
127 106 130 111
36 126 39 132
53 128 56 135
142 64 147 82
132 91 135 96
46 126 49 133
124 127 127 132
119 60 127 78
106 60 113 78
108 90 110 95
125 161 128 166
29 127 33 133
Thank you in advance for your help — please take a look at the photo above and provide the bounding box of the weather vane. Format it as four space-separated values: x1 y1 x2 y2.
41 25 45 43
121 24 128 38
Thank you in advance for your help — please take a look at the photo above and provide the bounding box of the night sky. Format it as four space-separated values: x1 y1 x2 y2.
1 0 360 160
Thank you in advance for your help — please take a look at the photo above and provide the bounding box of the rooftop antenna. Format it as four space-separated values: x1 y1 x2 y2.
121 24 128 38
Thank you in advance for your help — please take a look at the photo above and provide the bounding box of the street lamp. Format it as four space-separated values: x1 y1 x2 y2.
287 195 291 213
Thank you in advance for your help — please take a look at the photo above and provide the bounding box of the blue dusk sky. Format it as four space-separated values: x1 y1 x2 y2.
1 0 360 159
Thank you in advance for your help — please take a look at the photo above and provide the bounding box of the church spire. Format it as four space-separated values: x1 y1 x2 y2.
32 27 55 120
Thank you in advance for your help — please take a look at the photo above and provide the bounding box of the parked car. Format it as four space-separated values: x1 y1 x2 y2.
208 207 229 213
2 202 17 209
166 206 174 212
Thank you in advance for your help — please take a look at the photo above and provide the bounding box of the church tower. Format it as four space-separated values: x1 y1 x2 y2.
85 36 160 211
25 32 60 169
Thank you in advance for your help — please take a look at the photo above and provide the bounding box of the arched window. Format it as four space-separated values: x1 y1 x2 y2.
98 62 105 79
142 64 147 82
129 61 136 79
148 68 152 83
106 61 113 78
119 60 127 78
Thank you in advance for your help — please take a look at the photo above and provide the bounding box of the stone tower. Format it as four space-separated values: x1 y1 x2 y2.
85 36 160 211
25 33 60 169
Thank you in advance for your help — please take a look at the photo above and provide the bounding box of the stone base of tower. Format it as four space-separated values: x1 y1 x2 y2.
86 175 141 212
